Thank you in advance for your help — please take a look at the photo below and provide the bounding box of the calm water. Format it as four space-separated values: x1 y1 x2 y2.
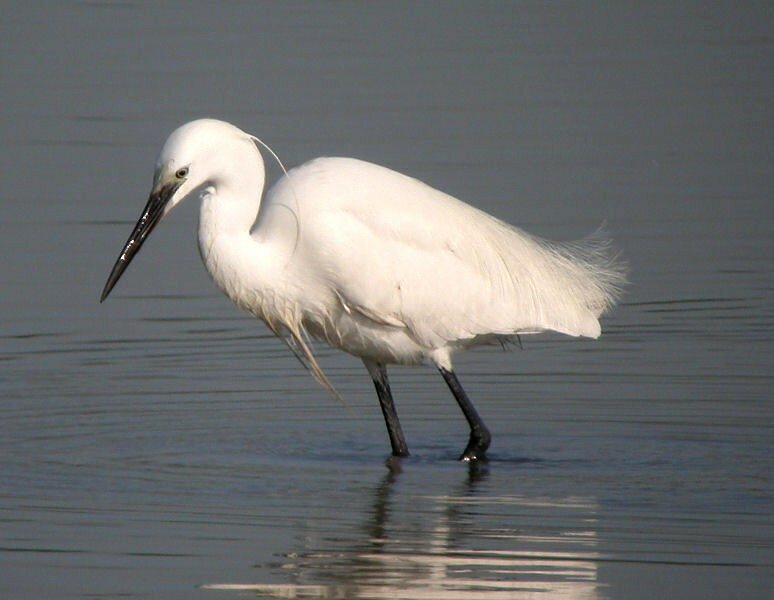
1 2 771 598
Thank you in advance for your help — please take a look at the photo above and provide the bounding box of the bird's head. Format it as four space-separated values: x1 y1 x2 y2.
100 119 260 302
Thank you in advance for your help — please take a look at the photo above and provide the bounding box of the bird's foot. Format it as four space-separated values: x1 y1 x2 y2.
458 427 491 462
385 454 408 473
459 447 488 461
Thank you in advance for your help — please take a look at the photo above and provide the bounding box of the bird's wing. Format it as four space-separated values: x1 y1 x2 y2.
312 202 566 347
276 158 623 349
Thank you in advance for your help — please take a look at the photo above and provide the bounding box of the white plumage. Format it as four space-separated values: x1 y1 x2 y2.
102 119 626 461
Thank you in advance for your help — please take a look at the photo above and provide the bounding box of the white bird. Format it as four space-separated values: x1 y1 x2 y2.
101 119 626 461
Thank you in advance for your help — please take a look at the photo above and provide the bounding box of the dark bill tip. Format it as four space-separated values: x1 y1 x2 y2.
100 181 179 302
100 255 131 303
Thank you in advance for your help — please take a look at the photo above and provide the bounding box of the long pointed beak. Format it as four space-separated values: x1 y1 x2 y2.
100 180 181 302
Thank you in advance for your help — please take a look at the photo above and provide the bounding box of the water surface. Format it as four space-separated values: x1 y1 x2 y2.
1 2 771 598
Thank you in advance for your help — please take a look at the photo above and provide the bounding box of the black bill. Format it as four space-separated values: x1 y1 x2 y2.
100 180 181 302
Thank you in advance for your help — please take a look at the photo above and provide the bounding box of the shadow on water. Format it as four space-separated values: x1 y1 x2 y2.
202 460 603 599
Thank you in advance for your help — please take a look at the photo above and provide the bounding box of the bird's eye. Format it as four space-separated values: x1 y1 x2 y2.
175 167 189 179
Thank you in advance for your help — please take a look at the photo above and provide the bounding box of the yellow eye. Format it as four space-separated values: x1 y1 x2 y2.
175 167 189 179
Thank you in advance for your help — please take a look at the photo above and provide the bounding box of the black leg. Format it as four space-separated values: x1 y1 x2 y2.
439 367 491 461
366 361 410 457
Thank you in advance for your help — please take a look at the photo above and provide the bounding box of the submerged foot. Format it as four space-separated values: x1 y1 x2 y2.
458 426 491 461
385 454 408 473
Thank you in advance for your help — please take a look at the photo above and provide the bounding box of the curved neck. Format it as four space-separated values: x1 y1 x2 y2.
197 142 266 241
196 146 268 305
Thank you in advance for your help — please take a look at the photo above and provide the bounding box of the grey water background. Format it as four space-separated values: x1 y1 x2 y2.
1 2 771 598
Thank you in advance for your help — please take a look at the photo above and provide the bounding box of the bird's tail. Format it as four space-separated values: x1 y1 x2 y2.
548 225 628 317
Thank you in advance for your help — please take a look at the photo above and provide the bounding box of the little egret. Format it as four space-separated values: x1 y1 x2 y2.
101 119 626 461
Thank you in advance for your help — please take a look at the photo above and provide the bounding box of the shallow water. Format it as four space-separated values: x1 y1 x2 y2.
1 2 771 599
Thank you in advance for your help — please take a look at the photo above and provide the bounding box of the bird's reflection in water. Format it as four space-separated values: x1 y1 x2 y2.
203 461 601 599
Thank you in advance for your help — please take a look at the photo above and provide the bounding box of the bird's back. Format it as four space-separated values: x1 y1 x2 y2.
260 157 625 363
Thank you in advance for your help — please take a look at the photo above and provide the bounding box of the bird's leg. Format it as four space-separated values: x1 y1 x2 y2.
439 367 491 461
365 360 410 457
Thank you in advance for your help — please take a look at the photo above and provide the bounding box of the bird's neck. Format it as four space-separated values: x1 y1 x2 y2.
199 187 257 236
196 174 269 311
196 154 265 243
